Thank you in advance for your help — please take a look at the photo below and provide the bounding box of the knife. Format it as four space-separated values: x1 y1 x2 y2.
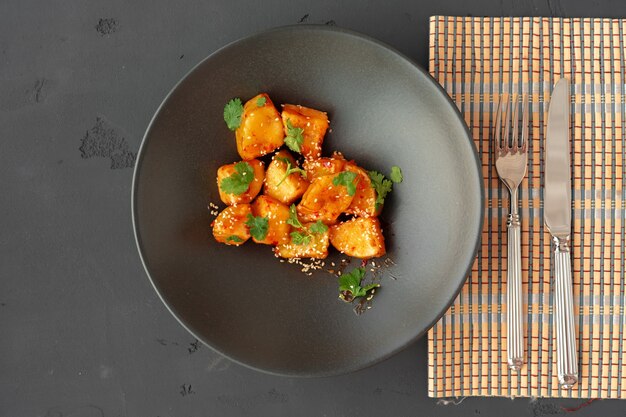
544 78 578 388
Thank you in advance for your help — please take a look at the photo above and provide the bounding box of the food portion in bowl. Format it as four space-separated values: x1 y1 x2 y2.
213 93 401 255
212 93 402 303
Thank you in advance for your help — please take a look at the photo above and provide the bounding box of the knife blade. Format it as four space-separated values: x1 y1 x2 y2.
545 78 572 237
544 77 578 388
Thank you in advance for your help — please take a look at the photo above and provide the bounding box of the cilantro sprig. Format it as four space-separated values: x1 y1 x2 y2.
332 171 359 196
223 98 244 131
368 165 403 209
287 204 328 245
390 165 403 183
309 220 328 234
290 231 312 245
226 235 244 244
220 162 255 195
368 171 393 210
256 96 266 107
286 204 304 229
275 157 307 186
245 214 269 241
338 267 380 303
284 119 304 153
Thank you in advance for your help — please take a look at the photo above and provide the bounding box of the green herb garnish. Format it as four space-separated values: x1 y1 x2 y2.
245 214 269 241
338 267 380 303
390 166 403 183
332 171 359 196
256 96 266 107
223 98 244 131
309 220 328 234
284 119 304 153
287 205 327 245
275 157 307 186
290 230 312 246
368 170 393 210
287 204 304 229
219 162 254 195
226 235 244 243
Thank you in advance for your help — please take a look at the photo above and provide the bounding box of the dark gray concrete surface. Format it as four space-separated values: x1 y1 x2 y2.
1 0 624 415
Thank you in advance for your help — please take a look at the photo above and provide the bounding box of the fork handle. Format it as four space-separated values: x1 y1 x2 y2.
553 236 578 388
507 213 524 371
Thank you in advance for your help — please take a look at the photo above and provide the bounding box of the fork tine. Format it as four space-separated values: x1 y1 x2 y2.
521 94 529 152
494 95 502 155
502 95 511 151
511 94 520 151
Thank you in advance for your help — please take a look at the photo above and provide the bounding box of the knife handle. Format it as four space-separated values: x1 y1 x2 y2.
507 213 524 371
553 236 578 388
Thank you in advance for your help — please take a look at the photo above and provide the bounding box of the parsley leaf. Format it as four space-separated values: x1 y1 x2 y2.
332 171 359 196
361 283 380 293
287 204 304 229
309 220 328 234
275 157 307 186
390 166 403 183
226 235 244 243
220 162 255 195
338 267 381 303
290 230 312 245
256 96 266 107
286 206 327 245
368 170 393 210
223 98 244 131
284 119 304 153
245 214 269 241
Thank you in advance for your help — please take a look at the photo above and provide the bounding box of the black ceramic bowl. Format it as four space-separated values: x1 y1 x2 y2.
132 25 483 377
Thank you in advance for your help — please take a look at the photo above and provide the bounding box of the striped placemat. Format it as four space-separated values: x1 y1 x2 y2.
427 16 626 398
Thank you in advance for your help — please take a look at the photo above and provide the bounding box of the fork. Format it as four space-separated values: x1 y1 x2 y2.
494 94 529 371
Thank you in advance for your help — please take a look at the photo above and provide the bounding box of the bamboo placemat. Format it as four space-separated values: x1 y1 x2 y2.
427 16 626 398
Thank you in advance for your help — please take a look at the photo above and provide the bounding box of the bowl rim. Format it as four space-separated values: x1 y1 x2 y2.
131 23 485 377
